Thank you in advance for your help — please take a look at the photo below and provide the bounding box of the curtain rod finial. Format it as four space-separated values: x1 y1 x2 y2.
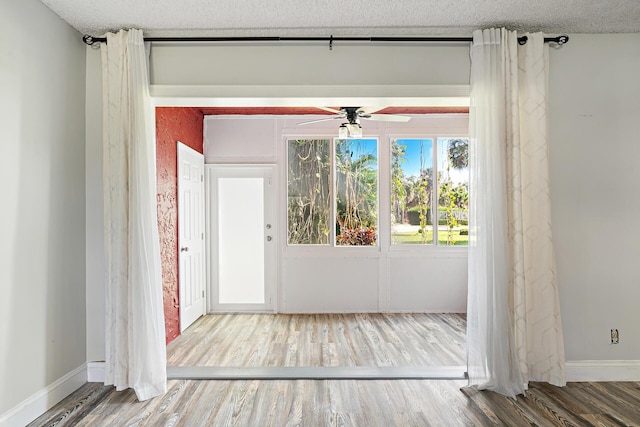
83 35 96 45
549 34 569 49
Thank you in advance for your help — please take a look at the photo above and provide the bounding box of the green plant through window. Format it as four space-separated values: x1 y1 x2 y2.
335 139 378 246
287 136 467 247
391 137 469 246
287 138 378 246
287 139 331 245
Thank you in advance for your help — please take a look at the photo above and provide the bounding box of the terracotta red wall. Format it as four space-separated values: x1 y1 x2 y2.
156 107 204 344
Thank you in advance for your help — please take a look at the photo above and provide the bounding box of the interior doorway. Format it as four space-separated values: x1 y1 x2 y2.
157 99 469 379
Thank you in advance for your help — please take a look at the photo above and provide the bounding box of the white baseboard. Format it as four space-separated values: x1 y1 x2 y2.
87 361 106 383
566 360 640 382
0 364 87 427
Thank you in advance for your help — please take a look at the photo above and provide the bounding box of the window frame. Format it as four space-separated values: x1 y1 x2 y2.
388 133 470 252
284 135 381 250
333 137 380 248
283 130 468 254
286 137 333 247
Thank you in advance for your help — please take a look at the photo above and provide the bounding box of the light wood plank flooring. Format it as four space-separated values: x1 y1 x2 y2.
28 314 640 426
29 379 640 426
167 313 467 367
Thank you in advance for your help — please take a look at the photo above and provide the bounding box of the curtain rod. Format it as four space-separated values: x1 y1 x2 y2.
82 34 569 48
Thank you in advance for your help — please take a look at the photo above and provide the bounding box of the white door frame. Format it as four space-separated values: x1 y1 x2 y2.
205 164 278 313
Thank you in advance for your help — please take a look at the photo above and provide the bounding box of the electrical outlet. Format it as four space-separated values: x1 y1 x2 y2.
611 329 619 344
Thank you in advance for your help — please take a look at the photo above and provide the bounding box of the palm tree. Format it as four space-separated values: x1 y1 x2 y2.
441 138 469 245
391 141 407 224
447 138 468 169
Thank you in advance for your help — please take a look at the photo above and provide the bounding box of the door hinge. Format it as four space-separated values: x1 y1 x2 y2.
201 233 204 239
201 175 204 182
202 290 205 297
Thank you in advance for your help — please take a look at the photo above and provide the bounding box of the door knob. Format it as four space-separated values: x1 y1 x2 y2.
266 224 272 229
266 236 272 242
180 247 189 252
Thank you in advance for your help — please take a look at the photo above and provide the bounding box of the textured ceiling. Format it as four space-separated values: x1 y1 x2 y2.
40 0 640 37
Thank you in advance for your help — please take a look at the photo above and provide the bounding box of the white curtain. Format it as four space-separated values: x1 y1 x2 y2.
102 29 167 401
467 28 566 398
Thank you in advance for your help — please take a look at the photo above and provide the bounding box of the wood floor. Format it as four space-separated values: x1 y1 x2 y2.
167 313 467 367
29 314 640 426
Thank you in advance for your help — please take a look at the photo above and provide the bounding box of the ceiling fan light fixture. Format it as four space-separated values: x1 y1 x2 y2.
338 123 349 139
347 123 362 138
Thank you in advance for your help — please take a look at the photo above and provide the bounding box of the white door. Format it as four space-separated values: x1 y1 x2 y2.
178 142 206 332
206 165 276 312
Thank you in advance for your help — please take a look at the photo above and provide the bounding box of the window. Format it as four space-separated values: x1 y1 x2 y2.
436 138 469 246
335 138 378 246
391 138 434 244
287 138 378 246
391 137 469 246
287 139 331 245
288 135 467 248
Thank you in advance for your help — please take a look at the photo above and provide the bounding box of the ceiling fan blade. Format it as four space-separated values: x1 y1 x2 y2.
357 106 388 114
297 116 342 126
315 106 343 114
364 114 412 122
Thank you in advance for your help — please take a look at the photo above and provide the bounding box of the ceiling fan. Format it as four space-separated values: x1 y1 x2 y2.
297 106 411 138
298 106 412 125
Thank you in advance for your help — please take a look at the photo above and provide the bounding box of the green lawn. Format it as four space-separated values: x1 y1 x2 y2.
392 228 469 246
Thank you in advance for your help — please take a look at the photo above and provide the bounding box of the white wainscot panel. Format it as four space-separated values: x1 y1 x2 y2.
283 258 379 312
389 257 467 312
205 118 277 162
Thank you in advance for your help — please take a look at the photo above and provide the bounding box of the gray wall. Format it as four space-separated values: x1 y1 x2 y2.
0 0 87 415
549 34 640 360
149 42 471 86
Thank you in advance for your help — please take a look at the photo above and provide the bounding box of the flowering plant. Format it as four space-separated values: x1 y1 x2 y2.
336 226 377 246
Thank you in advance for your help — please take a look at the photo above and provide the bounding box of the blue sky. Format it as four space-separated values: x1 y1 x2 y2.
396 138 468 184
340 137 468 184
338 138 378 168
398 138 433 178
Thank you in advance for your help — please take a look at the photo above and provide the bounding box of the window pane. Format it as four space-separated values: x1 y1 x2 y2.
391 138 434 245
335 138 378 246
437 138 469 246
218 177 265 304
287 139 331 245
